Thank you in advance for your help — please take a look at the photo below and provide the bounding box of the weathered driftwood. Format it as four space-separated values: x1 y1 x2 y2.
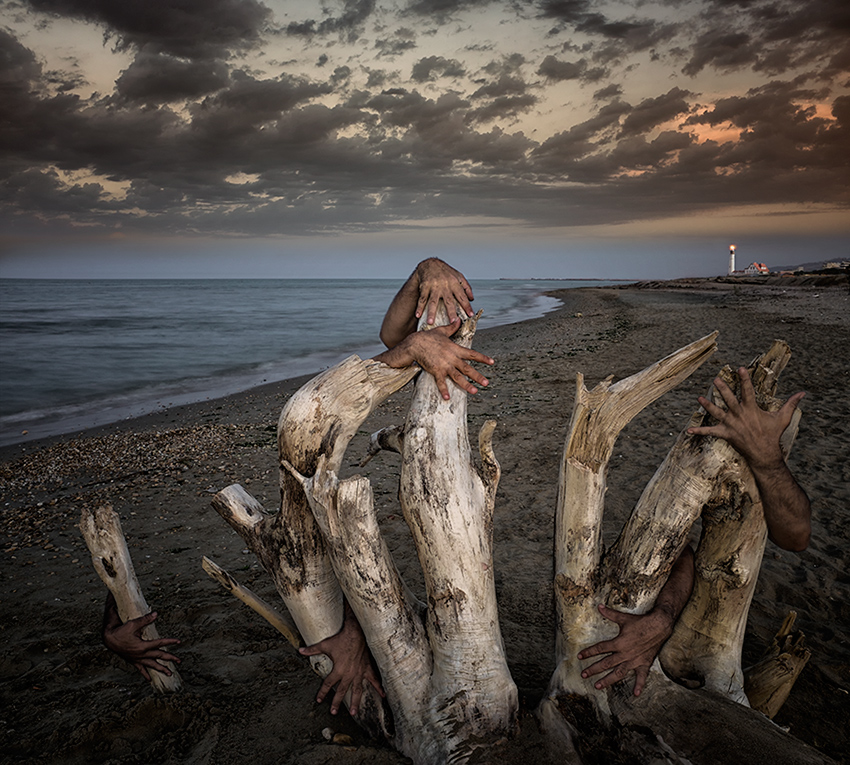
286 311 517 763
660 341 801 705
540 339 825 763
210 314 823 763
744 611 811 719
201 556 301 649
211 355 417 726
80 504 182 693
548 331 719 709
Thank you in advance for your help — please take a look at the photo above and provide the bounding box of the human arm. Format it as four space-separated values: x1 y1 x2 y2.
101 591 181 681
687 367 810 551
375 320 494 401
380 257 475 348
298 600 385 717
578 545 695 696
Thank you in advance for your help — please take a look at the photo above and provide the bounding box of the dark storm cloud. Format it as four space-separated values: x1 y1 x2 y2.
470 75 528 100
538 0 591 25
537 55 607 83
285 0 375 39
2 1 849 239
593 83 622 101
620 87 694 136
682 31 756 77
537 55 584 82
465 73 537 121
0 26 41 90
115 52 230 103
683 0 850 76
375 35 418 57
531 99 631 168
406 0 495 16
0 29 82 164
411 56 466 82
481 54 526 78
25 0 271 60
365 88 469 130
540 0 677 55
607 130 694 171
467 95 538 123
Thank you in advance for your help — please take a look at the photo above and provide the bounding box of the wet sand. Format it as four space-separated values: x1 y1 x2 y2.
1 275 848 764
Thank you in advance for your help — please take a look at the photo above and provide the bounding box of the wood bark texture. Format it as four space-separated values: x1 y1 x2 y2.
540 337 827 764
211 355 417 731
80 504 182 693
201 555 301 648
660 341 801 705
285 309 517 763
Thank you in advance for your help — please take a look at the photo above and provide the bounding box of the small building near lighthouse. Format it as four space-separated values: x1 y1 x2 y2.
742 262 770 275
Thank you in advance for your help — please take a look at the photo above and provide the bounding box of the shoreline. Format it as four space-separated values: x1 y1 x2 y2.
1 276 848 764
4 273 843 455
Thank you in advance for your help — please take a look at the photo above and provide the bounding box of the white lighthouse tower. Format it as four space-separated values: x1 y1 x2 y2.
728 244 737 275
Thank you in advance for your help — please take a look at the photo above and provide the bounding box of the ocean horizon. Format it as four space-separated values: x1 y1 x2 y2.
0 277 619 446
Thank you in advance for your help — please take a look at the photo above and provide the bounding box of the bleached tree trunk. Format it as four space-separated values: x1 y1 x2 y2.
398 314 517 755
212 355 418 731
659 341 801 705
549 332 719 709
201 555 301 648
540 339 827 764
80 504 182 693
285 312 517 763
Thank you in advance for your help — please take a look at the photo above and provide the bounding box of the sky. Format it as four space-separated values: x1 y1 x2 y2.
0 0 848 279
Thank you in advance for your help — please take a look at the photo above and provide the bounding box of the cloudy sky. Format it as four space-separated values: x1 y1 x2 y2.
0 0 848 279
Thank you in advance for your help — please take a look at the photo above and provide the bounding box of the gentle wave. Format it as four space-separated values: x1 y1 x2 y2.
0 279 607 446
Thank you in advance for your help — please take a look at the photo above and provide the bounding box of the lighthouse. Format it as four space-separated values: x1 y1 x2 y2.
728 244 736 275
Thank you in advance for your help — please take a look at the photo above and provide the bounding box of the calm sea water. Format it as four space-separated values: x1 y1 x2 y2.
0 278 615 446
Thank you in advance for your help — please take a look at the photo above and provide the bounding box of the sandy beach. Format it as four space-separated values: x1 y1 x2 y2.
1 276 848 765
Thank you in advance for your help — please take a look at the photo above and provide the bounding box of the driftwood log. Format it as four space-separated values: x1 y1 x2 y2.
539 339 827 764
284 312 517 762
744 611 811 719
210 306 826 764
80 504 182 693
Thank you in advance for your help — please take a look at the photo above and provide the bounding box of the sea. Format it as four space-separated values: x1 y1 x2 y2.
0 278 618 447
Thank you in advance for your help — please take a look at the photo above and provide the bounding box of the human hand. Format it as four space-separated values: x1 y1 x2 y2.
414 258 475 326
102 599 181 682
687 367 805 471
377 320 494 400
577 604 675 696
298 613 384 717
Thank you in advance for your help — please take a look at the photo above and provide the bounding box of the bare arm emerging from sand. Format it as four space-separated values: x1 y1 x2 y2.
102 592 180 681
376 257 494 401
688 366 811 551
578 546 695 697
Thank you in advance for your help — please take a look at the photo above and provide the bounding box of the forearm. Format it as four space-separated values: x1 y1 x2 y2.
380 268 420 348
102 591 119 642
751 462 811 551
652 546 694 625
